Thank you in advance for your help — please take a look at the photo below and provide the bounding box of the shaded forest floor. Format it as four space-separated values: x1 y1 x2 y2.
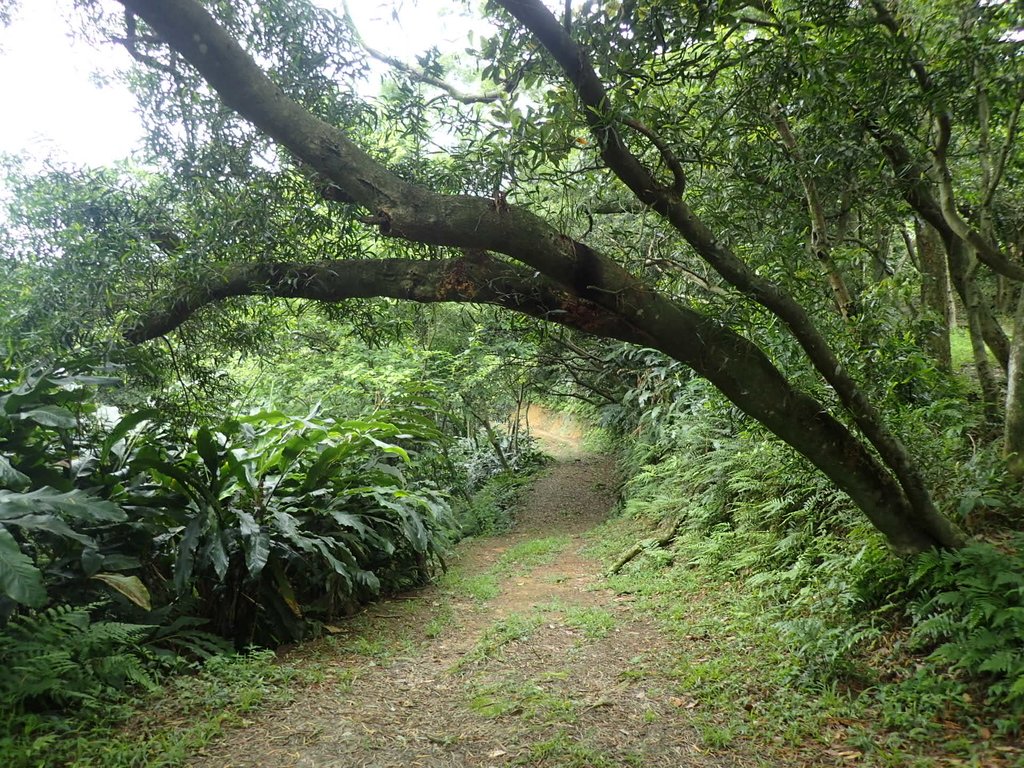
130 422 1020 768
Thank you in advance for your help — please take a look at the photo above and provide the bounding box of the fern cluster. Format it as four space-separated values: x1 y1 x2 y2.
910 536 1024 716
0 604 161 715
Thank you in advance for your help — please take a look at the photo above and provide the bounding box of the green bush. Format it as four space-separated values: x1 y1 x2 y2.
0 364 456 647
453 470 532 538
910 536 1024 722
0 604 160 715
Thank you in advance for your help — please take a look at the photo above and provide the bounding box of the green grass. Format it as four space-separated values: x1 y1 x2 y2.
561 606 617 638
510 730 635 767
468 679 578 724
1 650 320 768
584 508 1019 766
424 602 455 638
949 326 998 371
494 535 570 574
455 613 544 670
437 569 501 601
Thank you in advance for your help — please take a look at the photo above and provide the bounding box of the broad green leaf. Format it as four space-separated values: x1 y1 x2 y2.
373 492 428 552
329 511 371 536
50 374 120 389
81 547 103 576
366 436 410 463
0 527 46 607
237 510 270 578
302 445 343 491
354 569 380 593
0 487 125 523
15 405 77 429
246 529 271 579
202 524 229 581
271 559 302 617
101 553 142 571
133 452 212 507
307 538 354 582
0 455 30 490
195 426 220 477
1 513 95 546
174 515 204 593
92 572 152 610
100 407 161 462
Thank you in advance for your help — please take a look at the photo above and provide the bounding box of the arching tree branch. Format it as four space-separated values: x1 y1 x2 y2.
124 255 647 346
115 0 962 550
492 0 955 548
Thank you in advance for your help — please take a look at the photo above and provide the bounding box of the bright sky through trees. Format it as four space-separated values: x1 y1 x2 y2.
0 1 141 167
0 0 484 168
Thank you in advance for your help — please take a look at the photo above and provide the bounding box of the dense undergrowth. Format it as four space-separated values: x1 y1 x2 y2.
592 363 1024 753
0 351 542 765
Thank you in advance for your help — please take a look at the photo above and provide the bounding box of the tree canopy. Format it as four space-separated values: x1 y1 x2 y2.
3 0 1024 552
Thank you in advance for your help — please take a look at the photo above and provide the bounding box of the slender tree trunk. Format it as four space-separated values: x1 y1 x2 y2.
915 218 952 371
871 223 893 282
945 237 1010 372
1005 291 1024 478
771 109 857 319
948 241 1002 421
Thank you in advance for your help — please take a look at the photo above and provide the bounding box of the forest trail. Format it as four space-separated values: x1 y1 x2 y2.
187 433 746 767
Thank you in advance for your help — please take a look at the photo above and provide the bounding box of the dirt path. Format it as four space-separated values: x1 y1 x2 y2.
187 449 741 768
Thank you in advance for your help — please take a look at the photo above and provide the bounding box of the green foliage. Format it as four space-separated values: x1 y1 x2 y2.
910 537 1024 721
0 361 455 648
0 646 310 768
0 364 146 618
134 407 454 645
0 604 159 715
458 612 544 668
604 354 1024 731
452 470 531 538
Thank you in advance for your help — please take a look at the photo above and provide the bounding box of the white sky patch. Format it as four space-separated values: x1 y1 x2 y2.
0 1 491 171
0 0 142 168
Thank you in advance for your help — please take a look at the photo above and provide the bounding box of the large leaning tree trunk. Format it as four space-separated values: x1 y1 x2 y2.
114 0 962 551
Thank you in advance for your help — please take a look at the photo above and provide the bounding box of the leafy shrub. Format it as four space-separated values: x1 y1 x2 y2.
909 536 1024 719
129 409 455 646
0 365 155 621
0 364 457 647
454 470 533 538
0 604 160 715
452 429 545 491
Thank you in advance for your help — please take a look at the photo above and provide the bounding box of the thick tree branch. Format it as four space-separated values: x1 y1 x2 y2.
930 114 1024 281
871 121 1013 369
124 255 645 346
983 91 1024 208
868 0 1024 283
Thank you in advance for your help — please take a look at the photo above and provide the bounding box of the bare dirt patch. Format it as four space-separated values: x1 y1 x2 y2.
185 445 752 768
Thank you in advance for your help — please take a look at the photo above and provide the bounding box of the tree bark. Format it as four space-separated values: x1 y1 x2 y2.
116 0 963 551
770 109 857 319
915 218 952 371
1005 291 1024 478
948 241 1002 422
873 126 1011 371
